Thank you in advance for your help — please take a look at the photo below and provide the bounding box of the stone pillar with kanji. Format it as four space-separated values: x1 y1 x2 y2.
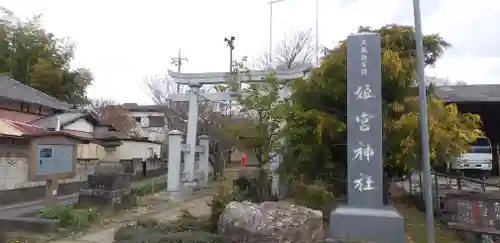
329 32 404 243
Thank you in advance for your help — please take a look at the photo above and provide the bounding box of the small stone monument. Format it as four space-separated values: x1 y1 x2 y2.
79 133 135 210
329 33 404 243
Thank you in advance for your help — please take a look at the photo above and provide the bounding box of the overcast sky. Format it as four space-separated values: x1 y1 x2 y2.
3 0 500 104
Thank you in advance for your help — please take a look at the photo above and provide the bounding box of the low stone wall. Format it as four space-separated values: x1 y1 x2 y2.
0 181 86 206
0 168 167 207
120 158 167 180
0 216 59 233
132 168 168 181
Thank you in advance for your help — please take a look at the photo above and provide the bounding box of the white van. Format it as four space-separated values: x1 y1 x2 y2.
452 136 493 179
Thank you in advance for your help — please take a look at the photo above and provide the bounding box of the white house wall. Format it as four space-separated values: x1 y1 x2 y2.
126 111 167 142
0 141 163 191
0 157 93 191
128 111 164 117
77 143 105 160
117 141 162 160
63 118 94 133
78 141 162 161
147 129 166 142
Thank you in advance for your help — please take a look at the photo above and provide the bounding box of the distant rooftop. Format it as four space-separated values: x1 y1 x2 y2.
30 111 104 129
122 103 165 112
0 76 71 110
434 85 500 103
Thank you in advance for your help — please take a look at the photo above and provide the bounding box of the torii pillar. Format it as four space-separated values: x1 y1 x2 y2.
184 82 201 182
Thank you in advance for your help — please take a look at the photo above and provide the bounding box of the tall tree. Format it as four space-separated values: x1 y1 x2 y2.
226 75 286 168
0 7 93 104
279 24 482 188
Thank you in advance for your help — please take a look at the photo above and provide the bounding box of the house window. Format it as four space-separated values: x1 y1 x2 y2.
20 103 30 112
148 148 154 158
38 106 43 113
134 117 141 122
40 148 53 158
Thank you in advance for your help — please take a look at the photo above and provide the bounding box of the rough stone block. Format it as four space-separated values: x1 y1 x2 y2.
218 201 324 243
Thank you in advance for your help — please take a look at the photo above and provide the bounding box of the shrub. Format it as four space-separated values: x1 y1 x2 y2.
233 176 260 201
37 206 99 228
114 217 229 243
289 181 336 221
207 183 238 233
233 169 276 202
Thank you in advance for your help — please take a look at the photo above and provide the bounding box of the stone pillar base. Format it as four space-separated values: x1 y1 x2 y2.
162 186 194 202
78 189 136 211
330 206 404 243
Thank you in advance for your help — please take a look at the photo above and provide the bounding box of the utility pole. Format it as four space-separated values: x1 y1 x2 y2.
171 48 188 94
169 49 188 133
413 0 435 242
224 36 235 72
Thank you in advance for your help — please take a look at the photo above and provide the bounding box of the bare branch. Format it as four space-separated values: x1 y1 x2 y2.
257 29 316 69
91 99 139 136
142 74 182 105
142 72 239 178
142 74 191 131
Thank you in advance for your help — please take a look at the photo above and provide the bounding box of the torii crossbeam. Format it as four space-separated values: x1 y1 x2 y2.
167 65 312 183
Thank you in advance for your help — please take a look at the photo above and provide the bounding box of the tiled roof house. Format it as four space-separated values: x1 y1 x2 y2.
0 76 108 139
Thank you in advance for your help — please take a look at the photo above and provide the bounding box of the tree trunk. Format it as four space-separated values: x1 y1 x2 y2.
257 167 271 201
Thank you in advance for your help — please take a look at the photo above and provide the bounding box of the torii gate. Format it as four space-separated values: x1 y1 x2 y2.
167 65 312 186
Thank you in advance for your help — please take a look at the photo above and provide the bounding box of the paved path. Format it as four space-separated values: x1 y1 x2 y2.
0 175 168 217
46 188 213 243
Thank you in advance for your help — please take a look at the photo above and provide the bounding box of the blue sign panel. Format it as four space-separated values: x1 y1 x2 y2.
36 145 74 175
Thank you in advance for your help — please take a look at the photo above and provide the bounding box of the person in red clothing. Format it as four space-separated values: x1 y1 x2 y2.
241 152 248 168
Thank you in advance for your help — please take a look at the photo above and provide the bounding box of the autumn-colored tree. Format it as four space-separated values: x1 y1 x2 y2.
92 99 140 137
279 24 483 188
0 7 93 104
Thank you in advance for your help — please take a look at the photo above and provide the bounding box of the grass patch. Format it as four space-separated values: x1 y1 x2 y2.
37 205 105 229
393 200 464 243
38 178 168 230
131 179 168 196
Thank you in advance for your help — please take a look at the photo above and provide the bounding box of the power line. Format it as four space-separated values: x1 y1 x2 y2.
169 48 188 132
170 48 188 94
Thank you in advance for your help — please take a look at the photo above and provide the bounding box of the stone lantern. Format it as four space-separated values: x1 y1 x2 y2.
96 135 124 173
78 131 135 209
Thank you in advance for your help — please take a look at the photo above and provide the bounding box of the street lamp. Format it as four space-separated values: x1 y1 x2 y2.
413 0 435 242
224 36 236 121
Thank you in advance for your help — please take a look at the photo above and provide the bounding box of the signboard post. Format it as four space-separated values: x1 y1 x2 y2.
329 32 404 243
